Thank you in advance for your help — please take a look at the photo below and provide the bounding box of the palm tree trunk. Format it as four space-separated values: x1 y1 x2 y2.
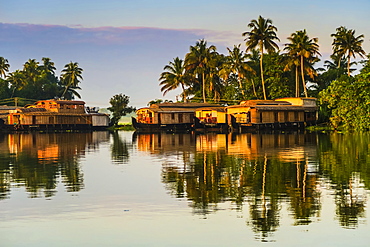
347 56 351 77
251 79 257 98
260 44 267 100
238 78 245 96
11 87 15 98
295 66 299 97
61 86 69 99
181 83 187 103
300 56 308 97
202 73 206 103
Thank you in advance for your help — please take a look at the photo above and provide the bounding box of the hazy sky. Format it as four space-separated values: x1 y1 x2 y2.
1 0 369 107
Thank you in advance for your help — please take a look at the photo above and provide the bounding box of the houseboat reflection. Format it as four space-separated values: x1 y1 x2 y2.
135 132 317 161
0 131 110 199
135 132 196 154
133 131 320 239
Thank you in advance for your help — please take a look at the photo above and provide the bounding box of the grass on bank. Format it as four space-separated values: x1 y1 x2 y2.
107 123 135 131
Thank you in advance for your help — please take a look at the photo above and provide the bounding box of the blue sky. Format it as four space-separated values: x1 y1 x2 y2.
1 0 369 107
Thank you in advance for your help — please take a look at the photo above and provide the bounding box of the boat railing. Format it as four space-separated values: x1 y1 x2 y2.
137 117 154 124
198 117 217 124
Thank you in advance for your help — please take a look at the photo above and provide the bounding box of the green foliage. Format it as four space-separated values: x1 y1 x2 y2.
156 20 369 131
147 99 174 106
331 26 366 76
159 57 189 102
0 57 83 102
319 75 370 130
107 93 136 126
242 15 280 100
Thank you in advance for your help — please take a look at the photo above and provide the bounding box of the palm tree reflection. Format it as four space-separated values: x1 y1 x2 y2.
135 132 323 240
0 131 109 199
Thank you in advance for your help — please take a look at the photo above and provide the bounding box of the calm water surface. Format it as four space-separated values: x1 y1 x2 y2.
0 131 369 246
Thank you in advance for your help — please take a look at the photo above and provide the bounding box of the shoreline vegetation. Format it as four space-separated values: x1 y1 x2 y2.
108 123 135 131
1 16 369 131
156 16 370 131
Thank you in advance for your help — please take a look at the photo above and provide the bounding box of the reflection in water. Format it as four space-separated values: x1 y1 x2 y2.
134 132 370 241
111 131 133 164
0 131 109 199
319 133 369 228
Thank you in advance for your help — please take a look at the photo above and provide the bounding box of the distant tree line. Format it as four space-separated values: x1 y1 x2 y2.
0 57 83 104
158 16 369 130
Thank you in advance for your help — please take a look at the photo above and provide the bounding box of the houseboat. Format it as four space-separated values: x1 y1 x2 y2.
5 99 110 130
226 97 318 132
132 102 223 132
194 106 228 132
132 98 318 133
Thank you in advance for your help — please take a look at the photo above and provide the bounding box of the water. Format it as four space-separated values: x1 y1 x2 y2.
0 131 369 246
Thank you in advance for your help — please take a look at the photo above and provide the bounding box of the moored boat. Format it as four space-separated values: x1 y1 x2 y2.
132 97 318 133
5 99 110 131
226 97 318 132
133 102 223 132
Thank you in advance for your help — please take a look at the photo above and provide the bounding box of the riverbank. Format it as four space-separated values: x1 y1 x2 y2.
108 124 135 131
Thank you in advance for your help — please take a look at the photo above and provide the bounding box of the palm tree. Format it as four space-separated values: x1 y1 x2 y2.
284 30 321 97
242 16 280 100
60 62 83 99
207 53 225 102
331 26 366 76
0 57 10 79
220 45 255 98
23 59 40 84
245 49 261 98
283 53 300 97
40 57 56 75
159 57 189 102
7 70 26 97
324 54 353 77
185 39 217 103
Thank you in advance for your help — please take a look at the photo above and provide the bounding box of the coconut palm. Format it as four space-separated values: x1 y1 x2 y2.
331 26 366 76
7 70 26 97
324 54 354 78
283 53 300 97
60 62 83 99
0 57 10 79
159 57 189 102
207 53 225 102
185 39 217 103
23 59 40 83
284 30 321 97
245 49 261 98
40 57 56 75
242 16 280 100
220 44 255 98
